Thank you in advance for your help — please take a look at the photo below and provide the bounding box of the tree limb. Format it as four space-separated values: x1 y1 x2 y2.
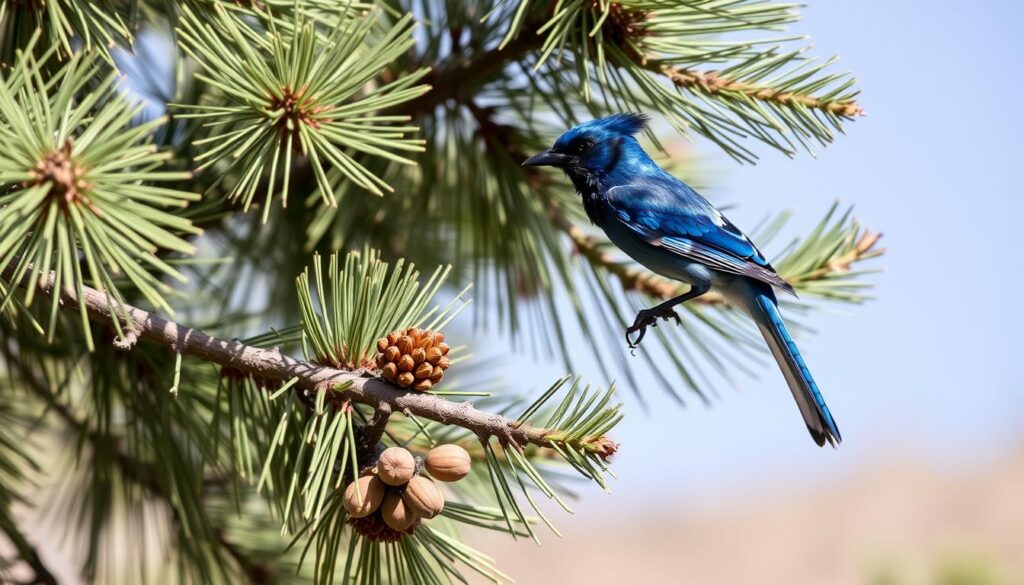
2 267 566 450
394 27 545 116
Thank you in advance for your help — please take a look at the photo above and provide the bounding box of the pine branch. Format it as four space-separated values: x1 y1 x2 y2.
395 25 545 116
3 265 591 451
645 61 863 118
549 199 882 305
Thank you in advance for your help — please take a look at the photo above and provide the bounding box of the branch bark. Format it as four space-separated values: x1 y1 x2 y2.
3 267 556 450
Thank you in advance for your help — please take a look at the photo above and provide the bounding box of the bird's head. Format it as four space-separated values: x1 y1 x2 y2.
522 113 651 181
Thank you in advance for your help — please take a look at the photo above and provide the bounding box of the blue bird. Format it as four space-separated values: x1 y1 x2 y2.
523 113 841 447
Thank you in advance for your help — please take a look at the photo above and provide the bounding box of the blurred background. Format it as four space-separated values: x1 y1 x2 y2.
466 2 1024 583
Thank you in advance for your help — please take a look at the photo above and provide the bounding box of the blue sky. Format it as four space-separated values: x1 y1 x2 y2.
522 1 1024 506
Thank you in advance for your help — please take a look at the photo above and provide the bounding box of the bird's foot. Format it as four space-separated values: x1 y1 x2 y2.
625 306 682 349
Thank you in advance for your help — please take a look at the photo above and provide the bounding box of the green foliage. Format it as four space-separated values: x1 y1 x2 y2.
0 0 133 64
0 42 199 348
296 249 467 370
176 5 429 219
506 0 861 162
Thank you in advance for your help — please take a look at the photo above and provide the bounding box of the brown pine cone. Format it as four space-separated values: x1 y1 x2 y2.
375 327 450 391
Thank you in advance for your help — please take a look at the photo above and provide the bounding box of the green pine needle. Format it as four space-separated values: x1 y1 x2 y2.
176 4 430 220
296 249 469 370
0 43 200 349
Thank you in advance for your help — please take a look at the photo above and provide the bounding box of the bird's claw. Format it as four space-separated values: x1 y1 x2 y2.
625 307 682 349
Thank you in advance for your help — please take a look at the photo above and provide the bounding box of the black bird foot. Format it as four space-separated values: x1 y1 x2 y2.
625 306 683 349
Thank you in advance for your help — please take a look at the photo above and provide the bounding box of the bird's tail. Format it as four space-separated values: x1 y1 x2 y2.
749 285 841 447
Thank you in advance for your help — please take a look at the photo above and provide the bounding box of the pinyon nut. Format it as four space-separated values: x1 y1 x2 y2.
425 347 442 364
414 362 433 379
397 336 414 354
425 444 471 482
412 348 426 365
377 447 415 486
381 493 417 531
343 476 385 518
403 476 445 519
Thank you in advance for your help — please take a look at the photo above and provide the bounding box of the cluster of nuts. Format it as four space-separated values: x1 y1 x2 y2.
344 444 472 541
375 328 450 391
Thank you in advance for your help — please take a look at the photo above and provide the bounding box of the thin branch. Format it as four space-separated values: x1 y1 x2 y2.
355 402 391 462
644 61 863 117
394 27 545 116
3 267 575 450
600 3 863 117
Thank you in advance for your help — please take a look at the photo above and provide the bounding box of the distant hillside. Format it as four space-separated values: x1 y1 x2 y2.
469 449 1024 585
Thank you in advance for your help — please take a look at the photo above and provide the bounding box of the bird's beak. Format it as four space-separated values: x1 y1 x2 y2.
522 150 569 168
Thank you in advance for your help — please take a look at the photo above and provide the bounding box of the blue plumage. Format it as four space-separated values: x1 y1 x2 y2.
523 113 841 447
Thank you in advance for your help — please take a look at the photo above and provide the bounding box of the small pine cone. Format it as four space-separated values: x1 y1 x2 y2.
348 512 411 543
375 327 452 391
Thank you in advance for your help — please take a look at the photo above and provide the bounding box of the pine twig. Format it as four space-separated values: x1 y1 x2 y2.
356 402 391 462
394 26 545 116
643 60 864 118
3 267 575 450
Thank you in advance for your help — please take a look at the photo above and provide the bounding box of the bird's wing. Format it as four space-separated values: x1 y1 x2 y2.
606 180 793 292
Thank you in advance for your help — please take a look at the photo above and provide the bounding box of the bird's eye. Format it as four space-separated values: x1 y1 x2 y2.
574 140 594 155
